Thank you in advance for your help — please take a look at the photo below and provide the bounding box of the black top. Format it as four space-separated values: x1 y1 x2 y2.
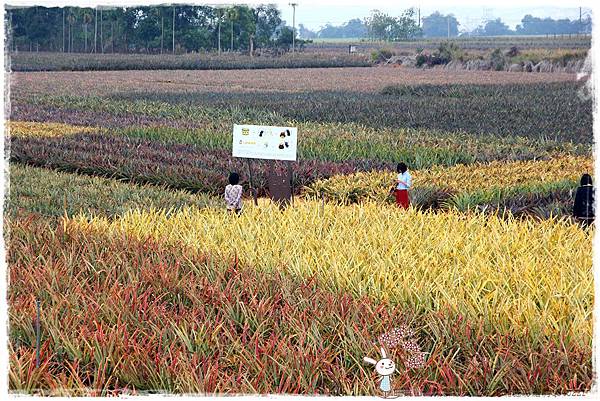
573 185 594 219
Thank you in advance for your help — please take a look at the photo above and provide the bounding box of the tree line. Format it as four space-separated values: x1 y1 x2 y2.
303 9 422 40
302 10 591 40
6 5 592 52
469 14 591 37
6 4 304 54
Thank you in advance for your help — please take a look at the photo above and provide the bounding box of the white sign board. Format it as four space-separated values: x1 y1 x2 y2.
232 124 297 161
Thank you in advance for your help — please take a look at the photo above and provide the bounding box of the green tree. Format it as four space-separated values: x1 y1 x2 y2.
174 5 214 52
389 8 422 40
275 25 294 50
135 7 161 52
364 9 421 41
234 5 255 53
107 7 122 52
82 12 92 52
317 18 366 39
121 8 138 52
254 4 282 49
274 25 309 51
515 14 587 35
66 10 75 52
365 10 395 41
422 11 459 38
483 18 512 36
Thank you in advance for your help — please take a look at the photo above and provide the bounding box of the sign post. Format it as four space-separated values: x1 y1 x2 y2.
245 159 258 206
287 161 294 206
232 124 298 207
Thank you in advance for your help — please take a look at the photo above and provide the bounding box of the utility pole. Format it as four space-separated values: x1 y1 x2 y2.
100 8 103 53
67 10 71 53
447 16 450 38
218 12 222 54
94 7 98 53
289 3 298 53
418 7 421 27
7 10 15 52
9 11 13 52
172 6 175 53
579 6 582 34
62 8 65 53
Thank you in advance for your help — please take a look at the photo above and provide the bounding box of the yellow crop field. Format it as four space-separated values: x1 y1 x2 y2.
69 200 593 348
5 121 97 138
305 156 593 204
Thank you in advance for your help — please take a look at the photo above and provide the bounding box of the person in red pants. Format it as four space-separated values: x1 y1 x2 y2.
392 162 412 209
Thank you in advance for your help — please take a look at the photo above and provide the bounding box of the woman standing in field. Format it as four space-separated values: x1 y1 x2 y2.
392 162 412 209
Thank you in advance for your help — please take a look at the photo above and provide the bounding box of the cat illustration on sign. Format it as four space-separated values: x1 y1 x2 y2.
278 129 291 150
256 128 290 150
259 129 270 148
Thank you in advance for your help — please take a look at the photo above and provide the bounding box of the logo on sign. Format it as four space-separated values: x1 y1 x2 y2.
242 128 250 136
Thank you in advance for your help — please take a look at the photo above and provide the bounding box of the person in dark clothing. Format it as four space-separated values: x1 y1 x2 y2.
573 174 594 228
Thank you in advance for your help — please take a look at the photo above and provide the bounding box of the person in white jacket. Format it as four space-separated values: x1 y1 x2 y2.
393 162 412 209
224 172 243 214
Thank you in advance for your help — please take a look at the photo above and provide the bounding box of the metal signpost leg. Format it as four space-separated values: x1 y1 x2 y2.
246 158 258 206
288 161 294 206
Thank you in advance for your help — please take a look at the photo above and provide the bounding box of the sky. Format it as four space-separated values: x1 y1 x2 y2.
4 0 595 32
272 1 594 32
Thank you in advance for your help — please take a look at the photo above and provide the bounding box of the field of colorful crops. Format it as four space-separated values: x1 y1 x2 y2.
9 215 592 395
5 63 594 395
305 156 593 218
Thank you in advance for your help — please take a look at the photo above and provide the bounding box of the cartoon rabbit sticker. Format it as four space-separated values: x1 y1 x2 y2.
364 347 396 398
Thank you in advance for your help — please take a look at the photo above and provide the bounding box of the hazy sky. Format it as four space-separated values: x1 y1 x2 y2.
273 1 593 31
6 0 595 32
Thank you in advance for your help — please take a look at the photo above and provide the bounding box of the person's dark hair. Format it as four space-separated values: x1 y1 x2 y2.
397 162 408 173
228 172 240 185
581 173 592 186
